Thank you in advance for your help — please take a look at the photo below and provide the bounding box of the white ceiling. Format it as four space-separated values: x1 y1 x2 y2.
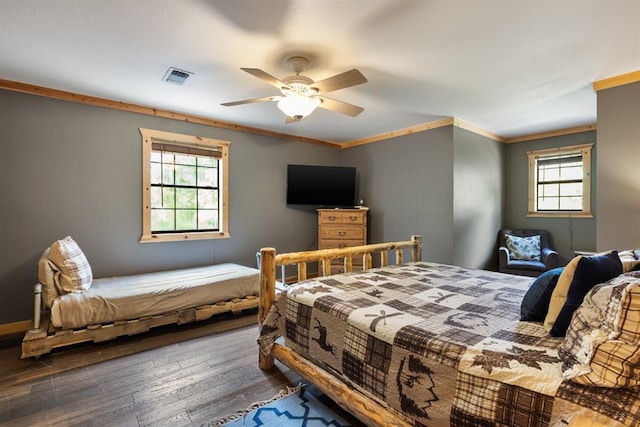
1 0 639 143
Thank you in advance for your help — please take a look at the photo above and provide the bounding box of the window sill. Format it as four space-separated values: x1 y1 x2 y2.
526 212 593 219
574 250 597 257
139 231 230 243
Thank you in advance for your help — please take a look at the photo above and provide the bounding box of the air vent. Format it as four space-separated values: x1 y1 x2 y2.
162 67 193 85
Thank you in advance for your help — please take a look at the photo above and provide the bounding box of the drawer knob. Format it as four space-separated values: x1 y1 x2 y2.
349 216 357 221
328 216 337 221
338 243 346 248
338 231 347 236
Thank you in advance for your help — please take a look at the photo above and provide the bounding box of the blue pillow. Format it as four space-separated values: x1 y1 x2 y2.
520 267 564 321
550 251 622 337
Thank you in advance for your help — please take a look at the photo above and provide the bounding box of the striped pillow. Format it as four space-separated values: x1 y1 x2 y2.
559 271 640 388
619 249 640 272
48 236 93 293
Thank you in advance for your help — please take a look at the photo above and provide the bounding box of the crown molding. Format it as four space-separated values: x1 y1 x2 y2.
593 70 640 92
453 118 507 142
504 124 597 144
0 79 338 148
0 77 614 149
340 117 455 149
342 118 596 148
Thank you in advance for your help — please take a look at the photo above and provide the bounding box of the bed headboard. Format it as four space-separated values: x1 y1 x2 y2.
257 235 422 328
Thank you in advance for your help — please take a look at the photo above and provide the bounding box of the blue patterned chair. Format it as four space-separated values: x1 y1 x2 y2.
498 229 558 277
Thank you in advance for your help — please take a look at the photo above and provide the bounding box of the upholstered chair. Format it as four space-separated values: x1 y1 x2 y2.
498 229 558 277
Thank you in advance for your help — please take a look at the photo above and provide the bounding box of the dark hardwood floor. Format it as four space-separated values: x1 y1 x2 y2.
0 311 308 426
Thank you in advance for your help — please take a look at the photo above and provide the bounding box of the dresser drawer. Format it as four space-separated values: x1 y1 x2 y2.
319 227 364 240
318 211 366 225
318 239 364 249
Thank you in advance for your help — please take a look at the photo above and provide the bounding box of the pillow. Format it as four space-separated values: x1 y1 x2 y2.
619 249 640 273
544 255 582 332
559 271 640 387
549 251 622 337
520 267 564 321
48 236 93 293
37 248 60 308
505 234 541 261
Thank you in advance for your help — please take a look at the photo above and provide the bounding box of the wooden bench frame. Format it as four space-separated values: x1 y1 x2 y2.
258 235 422 427
22 293 258 358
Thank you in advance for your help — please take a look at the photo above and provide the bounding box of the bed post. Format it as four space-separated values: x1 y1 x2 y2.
411 235 422 262
32 283 42 331
258 247 276 370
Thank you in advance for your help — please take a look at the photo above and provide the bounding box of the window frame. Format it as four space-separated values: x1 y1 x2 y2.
527 143 593 218
139 128 230 243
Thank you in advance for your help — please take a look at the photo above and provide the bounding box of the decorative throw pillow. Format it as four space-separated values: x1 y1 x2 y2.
559 271 640 387
550 251 622 337
544 255 582 332
520 267 564 321
48 236 93 293
505 234 541 261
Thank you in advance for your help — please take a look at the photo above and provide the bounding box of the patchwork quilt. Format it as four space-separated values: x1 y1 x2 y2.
258 262 640 426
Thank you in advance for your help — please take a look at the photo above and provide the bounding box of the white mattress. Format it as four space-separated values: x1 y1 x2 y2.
50 263 259 329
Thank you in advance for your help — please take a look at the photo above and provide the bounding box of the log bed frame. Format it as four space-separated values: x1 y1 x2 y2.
258 235 422 427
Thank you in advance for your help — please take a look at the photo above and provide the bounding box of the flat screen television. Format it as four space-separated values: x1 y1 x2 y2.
287 164 357 207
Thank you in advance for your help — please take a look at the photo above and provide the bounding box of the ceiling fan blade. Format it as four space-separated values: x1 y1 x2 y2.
317 96 364 117
221 96 278 107
241 68 290 90
311 69 367 93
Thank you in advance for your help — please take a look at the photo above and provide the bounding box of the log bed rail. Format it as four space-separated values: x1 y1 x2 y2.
258 235 422 427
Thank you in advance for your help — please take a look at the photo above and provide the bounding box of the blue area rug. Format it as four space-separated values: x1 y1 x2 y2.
212 385 352 426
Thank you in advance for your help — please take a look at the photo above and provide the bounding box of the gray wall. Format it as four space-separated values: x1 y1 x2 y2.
0 89 342 323
453 127 505 269
342 125 507 269
342 127 455 265
503 131 597 264
596 81 640 251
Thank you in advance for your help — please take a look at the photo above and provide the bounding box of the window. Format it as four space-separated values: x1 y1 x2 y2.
527 143 593 218
139 128 230 242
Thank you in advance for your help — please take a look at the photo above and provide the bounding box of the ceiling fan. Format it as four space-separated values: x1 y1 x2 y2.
221 56 367 122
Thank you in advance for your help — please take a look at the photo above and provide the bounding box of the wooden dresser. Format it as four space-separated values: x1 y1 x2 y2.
317 207 368 275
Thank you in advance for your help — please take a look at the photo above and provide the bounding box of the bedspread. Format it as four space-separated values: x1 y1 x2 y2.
258 262 640 426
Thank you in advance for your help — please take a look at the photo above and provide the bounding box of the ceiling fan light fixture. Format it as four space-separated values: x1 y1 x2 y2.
223 56 366 121
277 94 321 120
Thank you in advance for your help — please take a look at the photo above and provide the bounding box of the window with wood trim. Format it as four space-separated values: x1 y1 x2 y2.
527 143 593 218
139 128 230 242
